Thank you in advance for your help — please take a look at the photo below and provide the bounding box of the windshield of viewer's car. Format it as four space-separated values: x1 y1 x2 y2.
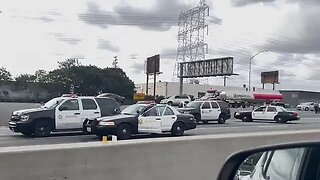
43 98 64 109
121 104 146 115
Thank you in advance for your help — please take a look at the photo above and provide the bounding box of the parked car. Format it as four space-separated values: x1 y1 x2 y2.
296 102 315 111
178 100 231 124
218 141 320 180
234 105 300 123
86 104 197 140
97 93 125 104
9 95 120 137
160 94 192 106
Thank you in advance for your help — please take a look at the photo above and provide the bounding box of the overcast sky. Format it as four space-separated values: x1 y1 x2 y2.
0 0 319 91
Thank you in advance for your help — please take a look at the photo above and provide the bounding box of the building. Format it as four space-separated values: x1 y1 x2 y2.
135 82 280 98
280 90 320 107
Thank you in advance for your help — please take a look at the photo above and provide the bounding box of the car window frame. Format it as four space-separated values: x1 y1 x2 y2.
142 106 159 117
81 98 98 110
60 99 80 111
202 101 211 109
163 106 175 116
254 106 266 112
267 106 277 112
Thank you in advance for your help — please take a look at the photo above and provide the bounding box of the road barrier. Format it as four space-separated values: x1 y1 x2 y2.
1 129 320 180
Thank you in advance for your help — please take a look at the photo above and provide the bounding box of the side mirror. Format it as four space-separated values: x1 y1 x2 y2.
136 110 140 114
217 142 320 180
59 106 67 111
40 102 44 106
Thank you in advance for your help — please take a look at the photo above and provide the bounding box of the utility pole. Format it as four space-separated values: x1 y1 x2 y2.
112 56 118 68
249 50 269 91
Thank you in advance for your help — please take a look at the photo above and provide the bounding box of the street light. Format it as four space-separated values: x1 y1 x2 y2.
249 50 269 91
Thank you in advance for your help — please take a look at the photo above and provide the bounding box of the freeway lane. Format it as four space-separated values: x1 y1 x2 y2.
0 113 320 147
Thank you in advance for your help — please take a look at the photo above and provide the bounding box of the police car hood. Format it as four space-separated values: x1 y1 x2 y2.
97 114 136 121
12 108 45 115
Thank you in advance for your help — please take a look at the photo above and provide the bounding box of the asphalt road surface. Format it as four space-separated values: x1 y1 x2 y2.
1 102 320 148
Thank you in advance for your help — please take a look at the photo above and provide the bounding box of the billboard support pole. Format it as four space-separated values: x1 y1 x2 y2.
146 74 149 95
273 83 275 90
179 63 183 95
153 73 156 99
223 76 227 86
262 83 265 89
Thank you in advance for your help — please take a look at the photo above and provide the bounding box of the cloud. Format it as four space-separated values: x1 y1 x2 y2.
79 0 192 31
230 0 276 7
161 48 177 59
97 40 120 52
53 33 82 45
38 16 55 23
131 62 145 74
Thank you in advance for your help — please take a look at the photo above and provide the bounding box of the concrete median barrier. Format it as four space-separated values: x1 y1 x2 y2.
1 130 320 180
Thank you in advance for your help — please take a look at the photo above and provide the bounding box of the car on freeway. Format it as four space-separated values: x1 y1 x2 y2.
296 102 315 111
178 100 231 124
160 94 192 106
234 105 300 123
9 95 120 137
85 103 197 140
218 141 320 180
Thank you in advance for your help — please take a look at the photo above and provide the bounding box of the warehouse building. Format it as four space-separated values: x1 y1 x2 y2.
280 90 320 107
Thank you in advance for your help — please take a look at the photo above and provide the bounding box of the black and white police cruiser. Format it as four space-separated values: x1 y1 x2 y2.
234 105 300 123
88 104 197 140
9 94 120 137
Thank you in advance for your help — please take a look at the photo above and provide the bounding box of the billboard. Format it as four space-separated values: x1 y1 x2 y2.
178 57 235 78
261 71 279 84
146 55 160 74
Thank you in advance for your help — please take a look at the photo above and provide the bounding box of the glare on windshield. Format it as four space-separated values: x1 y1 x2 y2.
121 104 146 115
43 98 64 109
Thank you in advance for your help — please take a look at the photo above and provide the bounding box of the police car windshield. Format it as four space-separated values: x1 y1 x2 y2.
121 104 146 115
279 107 288 112
43 98 64 109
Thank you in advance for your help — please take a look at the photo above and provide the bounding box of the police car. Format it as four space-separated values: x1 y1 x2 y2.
234 105 300 123
88 104 197 140
9 94 120 137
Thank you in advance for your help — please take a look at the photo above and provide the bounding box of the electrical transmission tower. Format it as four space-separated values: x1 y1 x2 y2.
112 56 118 68
173 0 209 82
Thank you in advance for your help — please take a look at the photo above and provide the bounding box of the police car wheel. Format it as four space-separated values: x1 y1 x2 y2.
171 122 185 136
242 116 252 122
218 115 226 124
33 121 52 137
117 123 132 140
275 116 287 123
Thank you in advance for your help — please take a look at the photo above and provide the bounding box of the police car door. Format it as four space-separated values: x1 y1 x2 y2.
252 106 266 120
80 98 101 122
160 106 177 131
138 106 162 133
265 106 278 120
55 99 82 129
200 101 212 120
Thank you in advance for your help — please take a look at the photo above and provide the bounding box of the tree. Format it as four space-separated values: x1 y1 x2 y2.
15 74 36 82
35 70 48 82
0 67 12 81
58 58 79 69
45 65 135 99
